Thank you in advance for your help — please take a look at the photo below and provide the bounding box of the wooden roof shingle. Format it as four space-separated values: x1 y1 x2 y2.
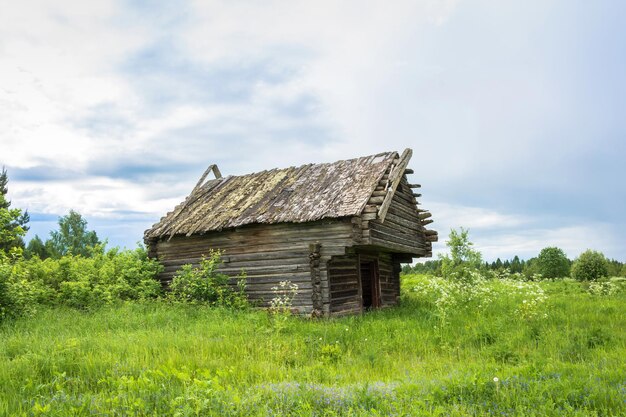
145 151 401 239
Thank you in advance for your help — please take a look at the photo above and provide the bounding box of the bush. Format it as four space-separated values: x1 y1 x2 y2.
0 246 163 318
535 247 570 278
571 250 609 281
169 250 248 308
0 253 39 321
439 228 483 279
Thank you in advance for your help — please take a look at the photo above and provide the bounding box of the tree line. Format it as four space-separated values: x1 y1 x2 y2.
1 167 249 322
404 229 626 280
2 167 625 280
1 167 101 259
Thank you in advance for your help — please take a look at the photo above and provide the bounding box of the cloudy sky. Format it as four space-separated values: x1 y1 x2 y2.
1 0 625 261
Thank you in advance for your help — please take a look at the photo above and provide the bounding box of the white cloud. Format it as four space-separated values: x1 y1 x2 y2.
474 224 622 261
427 201 622 260
1 0 624 259
12 177 179 219
426 201 531 232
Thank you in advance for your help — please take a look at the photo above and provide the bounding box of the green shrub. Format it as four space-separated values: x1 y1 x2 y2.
169 250 248 308
571 250 609 281
0 259 21 321
536 247 570 278
1 246 163 316
0 253 41 321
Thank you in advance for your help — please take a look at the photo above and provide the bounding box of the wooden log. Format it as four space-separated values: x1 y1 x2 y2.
412 193 422 198
368 196 385 204
363 205 378 213
404 169 414 174
408 183 421 188
361 212 377 221
421 219 434 226
424 229 438 236
418 212 432 220
425 234 438 242
382 212 422 232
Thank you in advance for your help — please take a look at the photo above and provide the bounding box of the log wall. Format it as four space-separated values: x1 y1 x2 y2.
328 254 361 316
367 177 429 255
327 251 402 316
153 219 356 315
378 253 401 305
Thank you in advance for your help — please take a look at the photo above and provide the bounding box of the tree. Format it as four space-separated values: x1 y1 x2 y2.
606 259 624 277
48 210 100 257
439 228 482 278
535 247 570 278
510 255 522 273
25 235 50 259
571 250 609 281
495 258 503 270
0 167 29 254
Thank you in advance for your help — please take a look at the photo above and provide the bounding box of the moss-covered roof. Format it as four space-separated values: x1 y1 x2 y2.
145 151 400 239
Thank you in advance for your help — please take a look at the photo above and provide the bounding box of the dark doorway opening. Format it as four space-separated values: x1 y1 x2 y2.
360 260 380 309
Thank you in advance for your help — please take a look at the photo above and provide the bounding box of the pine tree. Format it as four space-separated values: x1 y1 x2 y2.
0 167 29 253
510 255 522 273
25 235 50 259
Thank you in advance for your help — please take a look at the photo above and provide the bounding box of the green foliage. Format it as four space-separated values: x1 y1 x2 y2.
24 234 49 259
410 271 548 328
0 252 39 320
607 259 625 277
536 247 571 278
439 228 483 279
510 255 523 273
47 210 100 258
0 246 163 320
571 250 609 281
169 250 248 308
0 168 29 254
0 279 624 416
0 206 27 253
402 259 441 275
268 280 299 332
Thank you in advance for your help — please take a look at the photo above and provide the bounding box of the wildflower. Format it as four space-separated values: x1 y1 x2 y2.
493 377 499 383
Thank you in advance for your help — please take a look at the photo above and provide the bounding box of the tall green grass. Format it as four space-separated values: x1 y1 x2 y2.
0 276 624 416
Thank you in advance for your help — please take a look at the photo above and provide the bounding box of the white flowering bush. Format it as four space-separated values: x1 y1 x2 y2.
269 280 299 314
411 269 549 326
587 281 621 296
268 280 299 332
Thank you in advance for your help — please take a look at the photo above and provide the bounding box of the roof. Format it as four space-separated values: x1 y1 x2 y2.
145 151 404 239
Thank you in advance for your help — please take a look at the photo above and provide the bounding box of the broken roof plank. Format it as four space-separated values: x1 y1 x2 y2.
377 148 413 223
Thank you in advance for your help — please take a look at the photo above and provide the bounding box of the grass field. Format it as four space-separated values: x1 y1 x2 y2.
1 275 624 416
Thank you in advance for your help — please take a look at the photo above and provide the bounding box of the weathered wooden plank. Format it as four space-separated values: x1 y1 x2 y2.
418 212 432 220
370 234 427 255
378 149 413 222
369 221 422 248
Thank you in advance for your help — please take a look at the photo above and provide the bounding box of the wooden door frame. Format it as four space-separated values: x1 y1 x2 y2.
357 254 381 310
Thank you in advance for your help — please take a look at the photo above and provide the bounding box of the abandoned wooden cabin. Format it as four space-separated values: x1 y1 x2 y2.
144 149 437 316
